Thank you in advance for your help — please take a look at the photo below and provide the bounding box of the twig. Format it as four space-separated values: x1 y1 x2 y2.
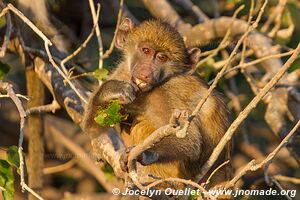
185 0 269 140
88 0 103 69
239 0 261 96
0 94 30 100
204 160 230 187
261 0 287 35
0 4 52 45
0 2 12 58
48 124 118 191
26 100 60 115
61 4 100 70
269 177 292 200
268 0 287 38
225 49 295 75
197 42 300 183
0 186 5 191
44 43 88 104
173 0 209 22
195 5 245 69
146 177 216 200
127 124 180 188
240 0 254 65
225 114 300 189
43 159 76 175
273 175 300 185
0 3 88 104
0 81 44 200
127 110 189 188
102 0 124 59
213 50 254 69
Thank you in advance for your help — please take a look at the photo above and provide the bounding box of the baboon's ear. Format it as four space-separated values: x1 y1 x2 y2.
115 18 135 49
188 48 201 64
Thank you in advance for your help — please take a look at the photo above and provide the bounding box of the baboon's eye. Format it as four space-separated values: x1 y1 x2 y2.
156 53 168 62
142 47 151 54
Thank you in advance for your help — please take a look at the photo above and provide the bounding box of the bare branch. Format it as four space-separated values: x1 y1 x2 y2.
25 100 60 115
61 4 100 69
43 159 76 175
102 0 124 59
88 1 103 69
273 175 300 185
0 80 44 200
225 119 300 188
200 43 300 183
172 0 209 22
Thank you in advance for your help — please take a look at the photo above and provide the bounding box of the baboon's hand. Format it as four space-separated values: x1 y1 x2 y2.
120 147 160 173
99 80 137 105
120 147 134 172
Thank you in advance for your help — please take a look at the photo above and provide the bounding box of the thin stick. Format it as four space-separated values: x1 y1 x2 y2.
198 42 300 183
26 100 60 115
0 94 30 100
0 81 44 200
0 4 12 58
0 186 5 191
61 4 100 70
0 3 87 103
44 44 88 103
102 0 124 59
273 175 300 185
146 177 216 200
205 160 230 186
195 5 245 69
43 159 76 175
88 0 103 69
0 4 52 45
184 0 269 140
226 49 295 75
226 119 300 189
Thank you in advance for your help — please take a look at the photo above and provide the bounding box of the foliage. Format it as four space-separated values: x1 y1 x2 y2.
0 61 10 80
0 146 19 200
93 68 109 80
94 100 125 127
102 164 115 180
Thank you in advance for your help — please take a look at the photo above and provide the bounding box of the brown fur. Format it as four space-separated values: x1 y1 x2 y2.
83 19 231 194
126 75 230 185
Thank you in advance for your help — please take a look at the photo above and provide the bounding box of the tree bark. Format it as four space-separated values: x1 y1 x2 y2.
26 63 45 200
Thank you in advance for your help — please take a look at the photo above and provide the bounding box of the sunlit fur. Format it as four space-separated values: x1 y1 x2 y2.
84 19 232 192
125 20 190 64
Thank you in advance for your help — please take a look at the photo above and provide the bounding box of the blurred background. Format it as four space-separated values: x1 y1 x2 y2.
0 0 299 199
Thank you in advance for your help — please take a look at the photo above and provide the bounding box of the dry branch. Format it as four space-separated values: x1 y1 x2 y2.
225 119 300 188
0 81 44 200
88 1 103 69
197 43 300 182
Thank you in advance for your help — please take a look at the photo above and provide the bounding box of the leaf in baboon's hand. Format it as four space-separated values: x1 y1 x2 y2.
94 101 124 127
93 68 109 80
0 61 10 80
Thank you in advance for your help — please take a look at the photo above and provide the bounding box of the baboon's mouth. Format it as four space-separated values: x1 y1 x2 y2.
132 77 148 89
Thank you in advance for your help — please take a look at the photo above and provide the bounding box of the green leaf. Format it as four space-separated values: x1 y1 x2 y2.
2 178 14 200
0 61 10 80
6 146 19 169
94 101 124 127
93 68 109 80
0 16 6 29
0 160 14 200
288 58 300 72
0 161 10 176
102 164 115 180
